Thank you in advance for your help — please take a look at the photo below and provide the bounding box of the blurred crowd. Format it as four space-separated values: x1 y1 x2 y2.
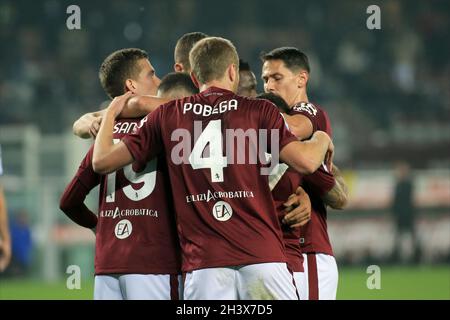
0 0 449 168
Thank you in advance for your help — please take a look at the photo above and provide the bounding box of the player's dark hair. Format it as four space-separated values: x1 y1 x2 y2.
99 48 149 99
260 47 310 73
238 59 257 97
158 72 198 97
239 59 251 72
256 92 290 113
174 32 208 73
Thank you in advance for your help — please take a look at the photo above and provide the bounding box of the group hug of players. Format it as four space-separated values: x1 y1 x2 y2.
59 32 348 300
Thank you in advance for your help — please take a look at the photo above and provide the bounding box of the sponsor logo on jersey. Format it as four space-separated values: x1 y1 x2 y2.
99 207 158 219
115 219 132 239
212 201 233 222
186 190 254 203
293 102 317 116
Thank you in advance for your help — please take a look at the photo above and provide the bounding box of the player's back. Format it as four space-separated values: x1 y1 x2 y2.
158 87 297 271
95 118 181 275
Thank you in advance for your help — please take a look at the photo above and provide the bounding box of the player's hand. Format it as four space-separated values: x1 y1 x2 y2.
89 116 102 138
107 91 134 118
282 186 311 228
0 238 12 272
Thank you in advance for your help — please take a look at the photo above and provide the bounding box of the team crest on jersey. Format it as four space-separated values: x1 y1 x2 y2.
212 201 233 222
115 219 132 239
293 102 317 116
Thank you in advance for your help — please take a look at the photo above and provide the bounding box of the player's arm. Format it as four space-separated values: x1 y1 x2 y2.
302 163 348 210
72 96 169 139
60 146 101 230
73 110 105 139
280 131 333 175
283 113 314 140
92 92 135 175
0 184 11 272
322 165 348 210
59 178 98 230
119 95 170 118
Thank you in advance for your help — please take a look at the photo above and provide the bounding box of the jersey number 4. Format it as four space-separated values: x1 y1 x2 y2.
189 120 227 183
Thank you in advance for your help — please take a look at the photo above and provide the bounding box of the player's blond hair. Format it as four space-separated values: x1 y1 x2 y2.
189 37 239 84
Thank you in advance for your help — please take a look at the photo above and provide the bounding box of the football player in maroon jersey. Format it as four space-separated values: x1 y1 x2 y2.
261 47 348 299
60 49 199 300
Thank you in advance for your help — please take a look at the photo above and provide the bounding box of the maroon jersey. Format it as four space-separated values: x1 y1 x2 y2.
270 164 304 272
290 102 336 256
123 87 298 272
62 119 181 275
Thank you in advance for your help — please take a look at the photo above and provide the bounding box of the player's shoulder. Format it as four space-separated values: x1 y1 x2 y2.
168 92 203 109
291 101 317 115
242 95 279 111
293 102 332 134
290 101 328 117
244 94 271 104
241 96 283 121
141 98 180 123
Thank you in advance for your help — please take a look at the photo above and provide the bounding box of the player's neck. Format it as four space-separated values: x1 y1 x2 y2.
290 90 309 108
199 80 235 93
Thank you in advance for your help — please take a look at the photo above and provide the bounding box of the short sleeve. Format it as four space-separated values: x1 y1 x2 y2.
122 108 164 164
290 103 332 137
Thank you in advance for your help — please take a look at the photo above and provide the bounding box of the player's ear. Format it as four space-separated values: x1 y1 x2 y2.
190 72 200 88
174 63 184 73
297 70 309 88
228 63 237 83
125 79 136 93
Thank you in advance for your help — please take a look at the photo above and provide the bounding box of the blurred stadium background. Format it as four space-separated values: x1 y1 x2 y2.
0 0 449 299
